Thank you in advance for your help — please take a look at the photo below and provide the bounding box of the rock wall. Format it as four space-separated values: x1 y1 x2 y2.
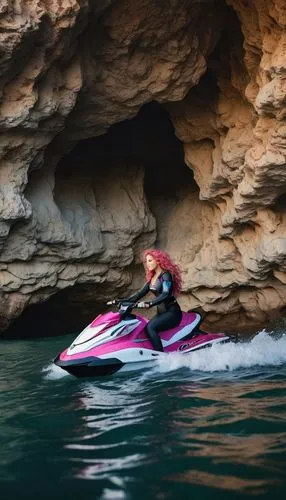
165 0 286 331
0 0 286 334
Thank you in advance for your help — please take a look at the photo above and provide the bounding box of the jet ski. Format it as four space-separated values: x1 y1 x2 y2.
54 300 233 377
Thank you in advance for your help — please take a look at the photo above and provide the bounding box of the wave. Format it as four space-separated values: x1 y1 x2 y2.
42 362 69 380
156 331 286 373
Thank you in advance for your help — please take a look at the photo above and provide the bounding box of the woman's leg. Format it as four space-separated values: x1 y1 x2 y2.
146 308 182 352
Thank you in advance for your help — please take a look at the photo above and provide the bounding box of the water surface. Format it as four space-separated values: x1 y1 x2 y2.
1 331 286 499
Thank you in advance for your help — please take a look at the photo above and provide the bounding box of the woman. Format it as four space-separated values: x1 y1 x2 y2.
127 249 182 352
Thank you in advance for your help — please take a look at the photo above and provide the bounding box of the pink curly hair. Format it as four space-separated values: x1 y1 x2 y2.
142 249 182 296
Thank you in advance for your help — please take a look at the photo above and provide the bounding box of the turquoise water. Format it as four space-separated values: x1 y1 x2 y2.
1 331 286 500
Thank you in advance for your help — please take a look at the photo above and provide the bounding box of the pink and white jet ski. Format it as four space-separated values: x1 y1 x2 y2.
54 300 233 377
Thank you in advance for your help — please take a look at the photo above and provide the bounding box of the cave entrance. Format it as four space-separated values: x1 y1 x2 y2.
2 285 104 339
56 101 195 249
3 102 195 339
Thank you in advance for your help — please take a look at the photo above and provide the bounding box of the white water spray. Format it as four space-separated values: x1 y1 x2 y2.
156 331 286 373
42 362 70 380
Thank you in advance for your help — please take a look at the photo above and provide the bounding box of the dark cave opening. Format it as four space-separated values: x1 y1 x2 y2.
274 192 286 212
55 101 196 249
57 100 194 193
2 285 104 339
3 102 195 339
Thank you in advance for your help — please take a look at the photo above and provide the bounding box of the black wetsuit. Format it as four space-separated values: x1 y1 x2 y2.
128 272 182 351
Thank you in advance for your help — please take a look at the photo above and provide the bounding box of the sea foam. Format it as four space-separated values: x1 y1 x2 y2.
156 331 286 373
42 362 69 380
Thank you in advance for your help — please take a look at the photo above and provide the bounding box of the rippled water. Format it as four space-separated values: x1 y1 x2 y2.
1 330 286 499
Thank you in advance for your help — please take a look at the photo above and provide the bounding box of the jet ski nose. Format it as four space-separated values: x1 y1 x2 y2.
54 354 124 377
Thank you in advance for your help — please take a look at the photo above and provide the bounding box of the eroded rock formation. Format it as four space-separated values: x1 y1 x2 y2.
0 0 286 335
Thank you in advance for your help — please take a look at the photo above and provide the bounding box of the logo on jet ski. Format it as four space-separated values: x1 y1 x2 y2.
178 343 190 351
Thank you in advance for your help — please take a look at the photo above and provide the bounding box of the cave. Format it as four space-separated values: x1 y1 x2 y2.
2 0 286 337
274 192 286 212
1 285 104 339
3 102 195 339
56 101 195 234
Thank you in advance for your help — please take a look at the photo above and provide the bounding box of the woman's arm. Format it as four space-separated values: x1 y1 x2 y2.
126 282 150 303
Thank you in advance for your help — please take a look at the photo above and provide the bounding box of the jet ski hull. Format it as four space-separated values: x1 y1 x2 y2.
55 334 231 378
54 354 124 377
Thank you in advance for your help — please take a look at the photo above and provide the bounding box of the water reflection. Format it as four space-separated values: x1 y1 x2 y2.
166 380 286 428
65 379 154 481
164 379 286 494
71 452 147 480
167 469 280 495
65 375 286 496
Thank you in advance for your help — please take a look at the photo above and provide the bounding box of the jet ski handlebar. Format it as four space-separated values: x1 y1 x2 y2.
107 299 141 319
106 300 119 306
107 299 143 312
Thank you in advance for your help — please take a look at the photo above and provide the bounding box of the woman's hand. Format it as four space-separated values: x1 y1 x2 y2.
137 301 150 309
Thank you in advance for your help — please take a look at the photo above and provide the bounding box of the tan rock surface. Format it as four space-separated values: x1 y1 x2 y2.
0 0 286 334
166 0 286 332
